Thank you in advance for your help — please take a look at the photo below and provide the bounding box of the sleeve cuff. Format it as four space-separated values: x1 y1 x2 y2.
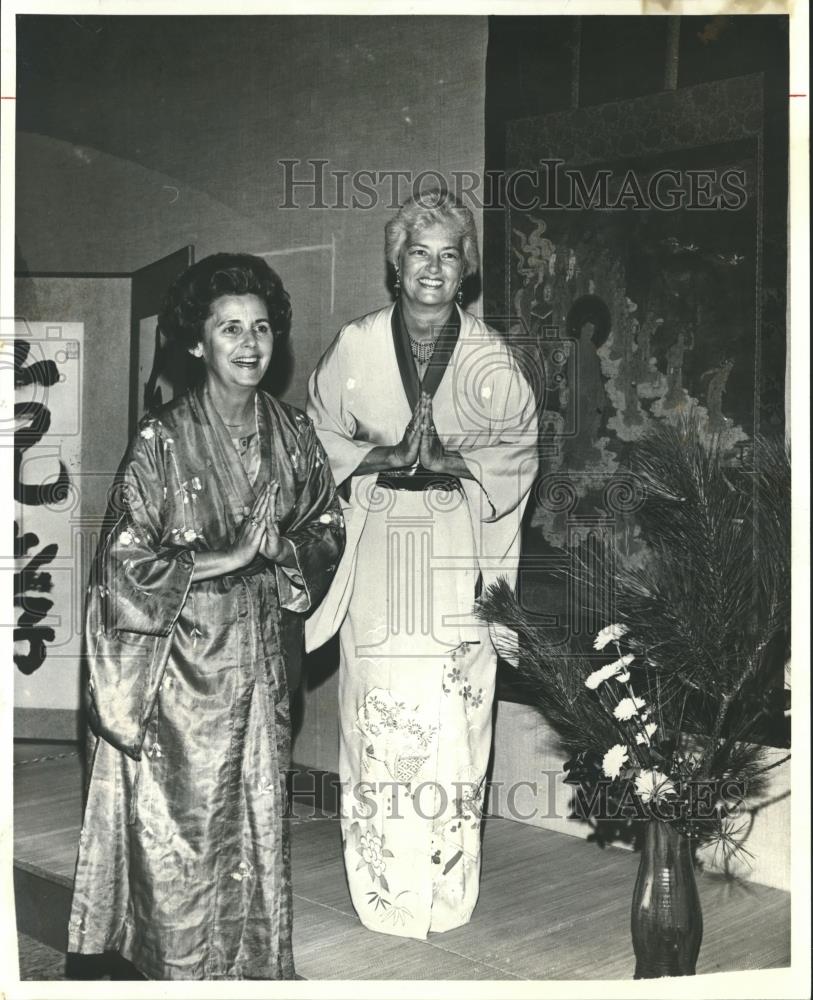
459 456 497 521
275 538 311 613
108 546 197 636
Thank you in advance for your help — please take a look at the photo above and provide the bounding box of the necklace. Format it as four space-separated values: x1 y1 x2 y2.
408 334 437 364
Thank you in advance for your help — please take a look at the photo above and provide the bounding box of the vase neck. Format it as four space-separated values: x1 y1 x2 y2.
644 820 693 864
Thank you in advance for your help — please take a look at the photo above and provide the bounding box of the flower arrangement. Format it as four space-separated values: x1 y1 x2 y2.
479 416 791 862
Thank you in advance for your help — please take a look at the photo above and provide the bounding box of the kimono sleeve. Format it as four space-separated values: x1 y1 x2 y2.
306 328 377 486
99 428 195 636
276 421 346 614
458 358 538 603
86 424 195 760
459 358 539 524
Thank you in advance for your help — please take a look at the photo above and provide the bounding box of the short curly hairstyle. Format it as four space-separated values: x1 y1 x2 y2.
158 252 292 351
384 189 480 278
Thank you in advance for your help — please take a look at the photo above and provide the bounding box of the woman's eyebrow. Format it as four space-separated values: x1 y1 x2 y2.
408 241 459 251
215 314 270 325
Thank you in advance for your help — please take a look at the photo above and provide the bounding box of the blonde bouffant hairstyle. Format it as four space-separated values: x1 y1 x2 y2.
385 189 480 278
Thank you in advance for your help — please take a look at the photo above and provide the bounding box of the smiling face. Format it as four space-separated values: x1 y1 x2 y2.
190 293 273 393
398 223 464 310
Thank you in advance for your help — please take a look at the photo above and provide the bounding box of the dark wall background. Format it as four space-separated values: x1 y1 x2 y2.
15 14 487 413
484 15 788 424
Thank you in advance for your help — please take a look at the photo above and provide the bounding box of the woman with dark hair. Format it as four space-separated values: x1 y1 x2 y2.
306 192 538 938
67 253 344 979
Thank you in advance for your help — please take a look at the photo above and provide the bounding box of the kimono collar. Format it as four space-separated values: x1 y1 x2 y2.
391 301 461 412
192 383 274 528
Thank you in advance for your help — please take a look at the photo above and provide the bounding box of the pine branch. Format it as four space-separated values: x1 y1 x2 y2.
478 415 790 812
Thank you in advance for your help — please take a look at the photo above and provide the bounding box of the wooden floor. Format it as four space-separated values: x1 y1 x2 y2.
14 742 791 981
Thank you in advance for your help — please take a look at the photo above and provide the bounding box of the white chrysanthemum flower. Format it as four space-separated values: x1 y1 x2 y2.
139 425 155 440
613 696 646 721
593 623 629 650
635 769 676 803
585 653 636 690
182 528 198 542
635 722 658 745
602 743 628 779
118 530 134 546
585 666 611 690
606 653 634 674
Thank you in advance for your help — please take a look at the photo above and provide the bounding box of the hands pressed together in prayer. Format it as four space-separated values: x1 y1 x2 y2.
192 481 297 582
231 482 289 564
389 391 472 479
354 391 473 480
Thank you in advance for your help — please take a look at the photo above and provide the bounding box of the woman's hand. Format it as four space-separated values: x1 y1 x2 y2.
419 397 447 472
227 485 270 569
388 395 427 469
193 483 298 582
259 481 285 562
259 481 298 568
418 395 475 481
354 393 472 479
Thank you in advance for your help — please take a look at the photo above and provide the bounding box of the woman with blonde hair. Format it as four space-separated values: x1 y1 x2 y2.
306 191 538 938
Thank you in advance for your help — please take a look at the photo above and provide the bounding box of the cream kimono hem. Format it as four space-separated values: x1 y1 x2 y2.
339 487 494 938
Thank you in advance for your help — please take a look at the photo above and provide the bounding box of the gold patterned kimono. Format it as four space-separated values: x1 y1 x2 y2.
67 384 344 980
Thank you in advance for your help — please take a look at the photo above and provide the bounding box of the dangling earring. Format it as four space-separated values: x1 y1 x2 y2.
456 280 464 305
394 268 401 297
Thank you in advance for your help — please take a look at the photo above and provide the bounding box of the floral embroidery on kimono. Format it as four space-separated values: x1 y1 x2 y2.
306 304 538 939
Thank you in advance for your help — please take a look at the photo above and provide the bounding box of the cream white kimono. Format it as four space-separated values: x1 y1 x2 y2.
306 304 538 938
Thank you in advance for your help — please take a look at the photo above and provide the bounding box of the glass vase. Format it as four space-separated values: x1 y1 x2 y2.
630 819 703 978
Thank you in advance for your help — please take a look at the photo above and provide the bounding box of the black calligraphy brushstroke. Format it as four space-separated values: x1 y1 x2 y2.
15 339 60 389
14 338 71 673
15 400 71 505
13 520 57 675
